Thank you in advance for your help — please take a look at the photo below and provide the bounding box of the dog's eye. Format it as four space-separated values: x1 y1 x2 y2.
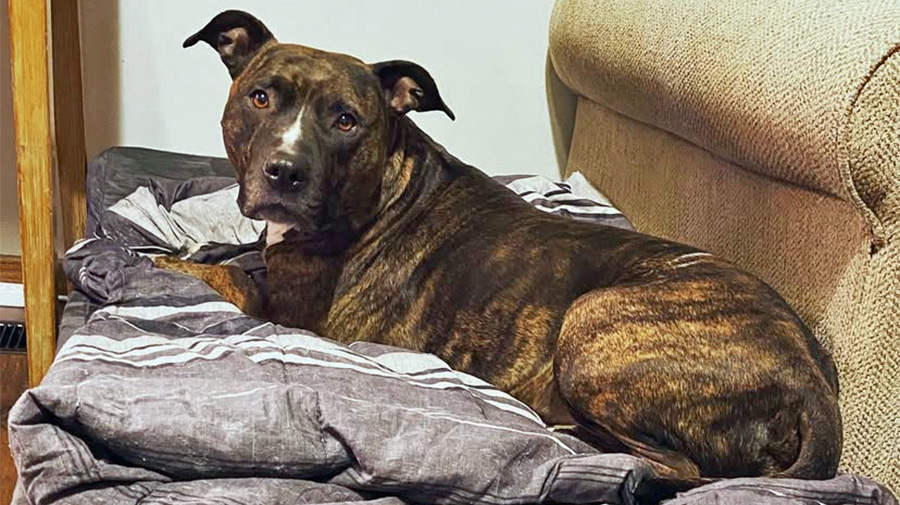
335 113 357 132
249 90 269 109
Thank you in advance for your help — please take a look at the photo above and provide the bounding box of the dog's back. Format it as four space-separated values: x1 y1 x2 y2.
314 136 841 481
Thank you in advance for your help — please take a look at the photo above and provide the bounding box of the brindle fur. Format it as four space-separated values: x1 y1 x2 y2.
169 10 843 485
153 255 261 315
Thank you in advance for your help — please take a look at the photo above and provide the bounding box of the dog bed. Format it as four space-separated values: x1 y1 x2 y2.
8 147 896 505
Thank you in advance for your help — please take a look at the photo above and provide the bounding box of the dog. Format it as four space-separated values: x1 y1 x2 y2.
167 10 842 485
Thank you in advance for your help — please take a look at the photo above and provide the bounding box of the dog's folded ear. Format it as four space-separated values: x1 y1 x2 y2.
183 10 275 79
372 60 455 120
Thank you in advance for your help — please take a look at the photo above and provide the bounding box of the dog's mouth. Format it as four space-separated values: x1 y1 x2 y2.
247 204 309 248
249 205 296 248
243 201 299 224
242 200 342 250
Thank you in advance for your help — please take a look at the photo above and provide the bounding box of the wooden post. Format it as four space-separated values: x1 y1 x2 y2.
8 0 57 387
51 0 86 251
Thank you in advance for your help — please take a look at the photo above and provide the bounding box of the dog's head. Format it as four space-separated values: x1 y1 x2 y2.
184 10 453 251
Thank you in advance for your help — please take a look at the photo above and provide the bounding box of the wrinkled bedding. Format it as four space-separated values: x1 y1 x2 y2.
9 148 897 505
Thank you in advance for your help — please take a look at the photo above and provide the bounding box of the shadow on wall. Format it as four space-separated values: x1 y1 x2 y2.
79 0 121 158
0 2 19 255
545 51 577 179
0 2 122 255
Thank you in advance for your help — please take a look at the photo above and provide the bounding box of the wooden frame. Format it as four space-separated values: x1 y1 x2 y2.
7 0 86 387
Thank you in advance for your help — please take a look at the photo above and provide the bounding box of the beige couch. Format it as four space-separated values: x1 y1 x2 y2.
548 0 900 492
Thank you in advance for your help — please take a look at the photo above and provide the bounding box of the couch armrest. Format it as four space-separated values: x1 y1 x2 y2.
549 0 900 246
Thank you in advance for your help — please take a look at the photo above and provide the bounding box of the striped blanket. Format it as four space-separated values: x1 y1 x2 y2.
8 158 896 505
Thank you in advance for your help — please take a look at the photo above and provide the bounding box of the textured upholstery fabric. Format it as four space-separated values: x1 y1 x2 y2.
566 100 870 338
549 0 900 492
549 0 900 241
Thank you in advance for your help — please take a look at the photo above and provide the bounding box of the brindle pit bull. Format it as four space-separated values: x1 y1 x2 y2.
166 9 842 487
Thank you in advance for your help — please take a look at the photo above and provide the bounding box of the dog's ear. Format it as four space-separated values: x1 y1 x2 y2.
183 10 275 79
372 60 455 120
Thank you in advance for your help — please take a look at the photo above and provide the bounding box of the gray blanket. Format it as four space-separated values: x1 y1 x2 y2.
8 166 897 505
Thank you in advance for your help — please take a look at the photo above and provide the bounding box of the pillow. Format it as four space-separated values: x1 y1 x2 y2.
95 171 632 262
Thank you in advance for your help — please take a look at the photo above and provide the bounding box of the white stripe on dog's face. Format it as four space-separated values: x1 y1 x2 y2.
278 106 305 154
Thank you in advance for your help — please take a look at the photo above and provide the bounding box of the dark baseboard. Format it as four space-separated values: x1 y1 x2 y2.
0 255 22 284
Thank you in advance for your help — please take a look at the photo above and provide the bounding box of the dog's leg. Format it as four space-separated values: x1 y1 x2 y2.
553 276 812 482
153 256 262 316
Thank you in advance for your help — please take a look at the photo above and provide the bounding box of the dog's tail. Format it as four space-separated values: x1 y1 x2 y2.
776 391 842 480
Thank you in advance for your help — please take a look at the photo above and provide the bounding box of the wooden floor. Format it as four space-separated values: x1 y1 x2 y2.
1 352 27 504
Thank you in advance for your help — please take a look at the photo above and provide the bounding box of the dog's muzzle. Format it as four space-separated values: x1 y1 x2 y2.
263 158 307 192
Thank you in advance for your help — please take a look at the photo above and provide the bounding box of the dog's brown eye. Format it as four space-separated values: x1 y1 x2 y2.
335 113 357 132
249 90 269 109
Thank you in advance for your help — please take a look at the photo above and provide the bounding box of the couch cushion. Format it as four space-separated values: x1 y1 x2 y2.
549 0 900 245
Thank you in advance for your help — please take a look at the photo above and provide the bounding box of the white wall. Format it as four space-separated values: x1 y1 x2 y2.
80 0 561 179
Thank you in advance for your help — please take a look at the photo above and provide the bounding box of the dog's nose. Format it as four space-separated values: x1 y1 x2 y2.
263 160 305 191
